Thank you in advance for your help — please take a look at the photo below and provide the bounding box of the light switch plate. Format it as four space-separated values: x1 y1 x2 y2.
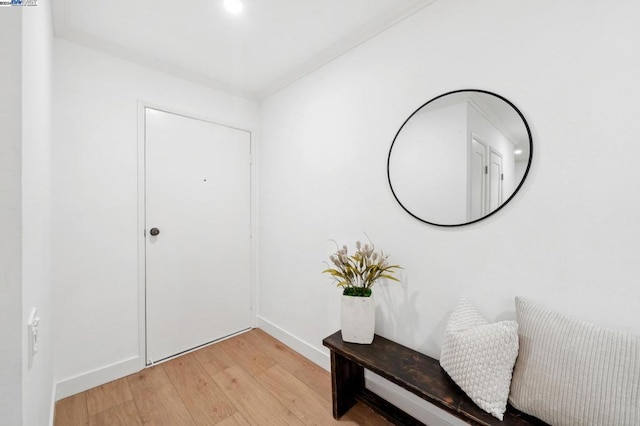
27 308 39 369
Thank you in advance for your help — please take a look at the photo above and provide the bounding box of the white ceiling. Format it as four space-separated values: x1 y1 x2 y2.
53 0 436 100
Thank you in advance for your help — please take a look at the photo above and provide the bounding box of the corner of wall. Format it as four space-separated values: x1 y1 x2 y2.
256 316 330 370
54 356 142 401
0 8 24 426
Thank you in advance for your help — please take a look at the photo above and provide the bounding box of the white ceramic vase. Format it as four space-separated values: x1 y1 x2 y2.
341 294 375 344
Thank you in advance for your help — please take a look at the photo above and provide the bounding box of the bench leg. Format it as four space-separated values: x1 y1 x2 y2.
330 351 365 419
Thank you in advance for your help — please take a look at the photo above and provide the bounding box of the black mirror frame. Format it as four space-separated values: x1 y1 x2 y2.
387 89 533 227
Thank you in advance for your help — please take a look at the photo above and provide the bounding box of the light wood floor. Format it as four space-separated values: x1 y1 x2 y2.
54 328 391 425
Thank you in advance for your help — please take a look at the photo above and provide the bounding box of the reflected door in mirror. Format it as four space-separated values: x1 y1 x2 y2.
387 90 532 227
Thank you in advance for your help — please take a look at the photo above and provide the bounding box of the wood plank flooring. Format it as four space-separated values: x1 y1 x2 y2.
54 328 392 425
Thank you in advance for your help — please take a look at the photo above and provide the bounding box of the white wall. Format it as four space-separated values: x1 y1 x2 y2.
1 3 55 424
52 38 259 397
22 1 55 425
258 0 640 422
0 9 24 426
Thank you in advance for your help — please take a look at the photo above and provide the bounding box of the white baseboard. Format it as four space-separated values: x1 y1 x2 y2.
53 329 250 402
55 356 142 400
366 372 467 426
256 316 330 370
256 316 464 426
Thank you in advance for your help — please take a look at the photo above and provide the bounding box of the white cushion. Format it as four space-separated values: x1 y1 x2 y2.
509 297 640 426
439 298 519 420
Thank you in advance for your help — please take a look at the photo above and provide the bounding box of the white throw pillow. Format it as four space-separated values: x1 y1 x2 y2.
439 298 519 420
509 297 640 426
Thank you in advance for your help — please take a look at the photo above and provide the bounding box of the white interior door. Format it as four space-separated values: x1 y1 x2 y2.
145 108 251 363
469 136 487 221
488 149 504 213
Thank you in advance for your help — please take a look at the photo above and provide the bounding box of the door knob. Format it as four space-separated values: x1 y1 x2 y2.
149 227 160 236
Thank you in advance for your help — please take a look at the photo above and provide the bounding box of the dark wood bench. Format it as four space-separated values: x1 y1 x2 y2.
322 331 547 426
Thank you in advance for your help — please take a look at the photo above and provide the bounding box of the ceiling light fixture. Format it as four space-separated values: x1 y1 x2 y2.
224 0 243 15
514 149 523 155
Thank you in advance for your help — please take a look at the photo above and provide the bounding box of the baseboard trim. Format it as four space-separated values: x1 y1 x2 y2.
256 316 330 370
55 356 141 400
256 317 464 426
366 372 468 426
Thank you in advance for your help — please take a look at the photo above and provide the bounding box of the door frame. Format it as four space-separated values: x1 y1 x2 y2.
136 100 256 368
467 133 488 221
488 147 504 213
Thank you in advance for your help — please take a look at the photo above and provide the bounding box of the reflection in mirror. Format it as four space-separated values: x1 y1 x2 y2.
387 90 532 226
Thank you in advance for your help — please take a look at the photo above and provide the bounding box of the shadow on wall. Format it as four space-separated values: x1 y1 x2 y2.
376 279 420 344
376 277 452 358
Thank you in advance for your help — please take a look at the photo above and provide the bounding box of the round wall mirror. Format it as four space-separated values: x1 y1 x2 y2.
387 89 532 227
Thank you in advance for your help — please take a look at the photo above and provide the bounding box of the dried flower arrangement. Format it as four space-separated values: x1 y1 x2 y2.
323 240 401 297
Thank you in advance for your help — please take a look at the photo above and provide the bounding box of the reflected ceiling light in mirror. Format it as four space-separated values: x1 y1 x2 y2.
224 0 243 14
387 89 533 227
